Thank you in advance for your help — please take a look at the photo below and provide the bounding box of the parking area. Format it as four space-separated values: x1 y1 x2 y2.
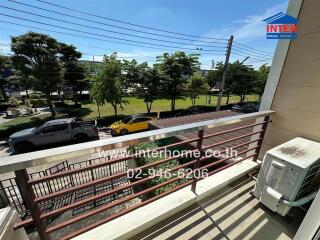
0 129 112 159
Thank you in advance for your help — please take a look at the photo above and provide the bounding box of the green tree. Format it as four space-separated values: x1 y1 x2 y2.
208 61 235 104
230 61 257 103
85 62 102 118
60 43 85 104
186 73 208 107
213 61 259 104
255 64 270 99
90 75 104 119
124 60 160 113
11 55 34 99
0 56 8 101
11 32 62 116
91 53 126 116
156 52 199 111
205 68 219 89
77 63 91 95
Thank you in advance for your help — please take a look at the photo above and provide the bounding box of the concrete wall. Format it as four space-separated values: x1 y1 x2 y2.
261 0 320 156
0 208 28 240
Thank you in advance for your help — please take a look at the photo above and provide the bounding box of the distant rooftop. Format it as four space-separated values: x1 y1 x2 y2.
151 111 255 152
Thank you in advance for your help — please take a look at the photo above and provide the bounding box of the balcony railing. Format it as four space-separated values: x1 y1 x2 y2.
0 110 274 240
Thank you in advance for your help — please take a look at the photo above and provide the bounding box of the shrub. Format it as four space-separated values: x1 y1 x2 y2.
128 142 181 196
8 96 19 108
30 98 47 108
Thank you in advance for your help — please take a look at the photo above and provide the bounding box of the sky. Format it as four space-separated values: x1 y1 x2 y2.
0 0 289 69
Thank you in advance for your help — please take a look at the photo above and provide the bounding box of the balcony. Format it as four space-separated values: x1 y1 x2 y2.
0 110 303 240
133 178 304 240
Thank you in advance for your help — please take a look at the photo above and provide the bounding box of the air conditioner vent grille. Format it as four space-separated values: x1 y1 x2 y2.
295 161 320 200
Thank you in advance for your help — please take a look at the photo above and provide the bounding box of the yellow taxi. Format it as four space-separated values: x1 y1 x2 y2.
110 114 157 136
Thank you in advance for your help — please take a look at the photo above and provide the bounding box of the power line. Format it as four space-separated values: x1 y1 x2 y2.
0 43 156 59
232 48 273 59
0 30 161 58
35 0 228 41
233 41 274 55
4 35 270 66
0 5 227 49
2 45 159 61
2 48 159 62
233 46 273 58
246 58 272 64
8 0 228 45
4 0 274 61
0 13 226 53
233 45 273 57
2 2 274 60
0 19 221 55
232 52 272 62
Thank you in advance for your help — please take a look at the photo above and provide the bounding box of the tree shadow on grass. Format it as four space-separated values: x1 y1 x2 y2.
79 99 94 105
67 107 93 118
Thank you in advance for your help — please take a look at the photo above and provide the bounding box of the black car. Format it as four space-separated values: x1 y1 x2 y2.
231 103 259 113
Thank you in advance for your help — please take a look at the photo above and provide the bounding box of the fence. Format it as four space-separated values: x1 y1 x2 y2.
0 156 128 223
0 110 274 240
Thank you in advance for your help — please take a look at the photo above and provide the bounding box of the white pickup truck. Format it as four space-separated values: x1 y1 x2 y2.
9 118 99 153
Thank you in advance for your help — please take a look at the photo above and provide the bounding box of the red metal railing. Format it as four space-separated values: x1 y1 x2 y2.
10 113 271 240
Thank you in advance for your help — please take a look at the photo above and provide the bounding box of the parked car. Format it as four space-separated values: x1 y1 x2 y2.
9 118 98 153
173 107 201 117
109 114 157 136
231 103 259 113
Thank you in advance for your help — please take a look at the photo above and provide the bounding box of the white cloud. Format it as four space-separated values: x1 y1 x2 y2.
197 3 287 68
232 3 287 41
80 3 287 71
202 2 287 41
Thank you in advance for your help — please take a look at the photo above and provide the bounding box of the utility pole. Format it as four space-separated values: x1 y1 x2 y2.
216 35 233 111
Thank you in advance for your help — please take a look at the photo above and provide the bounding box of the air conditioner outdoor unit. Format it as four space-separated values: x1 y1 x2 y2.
253 137 320 216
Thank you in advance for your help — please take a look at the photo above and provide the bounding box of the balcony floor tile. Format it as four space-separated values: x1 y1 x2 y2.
134 178 305 240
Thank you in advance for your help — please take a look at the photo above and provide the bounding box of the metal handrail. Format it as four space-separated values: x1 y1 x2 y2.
8 110 274 240
0 110 274 174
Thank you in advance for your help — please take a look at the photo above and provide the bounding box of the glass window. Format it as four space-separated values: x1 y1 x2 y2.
40 124 68 133
122 116 133 124
131 117 151 123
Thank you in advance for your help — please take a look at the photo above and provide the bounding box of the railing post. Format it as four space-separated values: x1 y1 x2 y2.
254 116 270 161
15 169 50 240
191 129 204 193
0 180 9 208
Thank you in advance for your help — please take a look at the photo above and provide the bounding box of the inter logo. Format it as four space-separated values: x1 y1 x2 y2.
263 12 298 40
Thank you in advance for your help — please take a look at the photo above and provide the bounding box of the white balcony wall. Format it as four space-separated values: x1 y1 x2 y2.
260 0 320 157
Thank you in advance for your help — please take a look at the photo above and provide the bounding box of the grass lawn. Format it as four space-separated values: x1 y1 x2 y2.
0 113 64 139
79 95 258 119
0 94 258 138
